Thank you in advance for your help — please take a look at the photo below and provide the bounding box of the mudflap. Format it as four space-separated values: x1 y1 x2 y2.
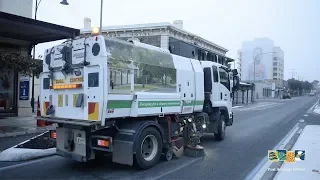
226 112 233 126
112 120 164 166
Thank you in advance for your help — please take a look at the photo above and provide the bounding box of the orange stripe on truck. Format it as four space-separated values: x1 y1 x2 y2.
88 102 99 120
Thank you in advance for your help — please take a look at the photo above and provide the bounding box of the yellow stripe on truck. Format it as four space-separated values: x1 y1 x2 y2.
43 102 50 116
88 102 99 120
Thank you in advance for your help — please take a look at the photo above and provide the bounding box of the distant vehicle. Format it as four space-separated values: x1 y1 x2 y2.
309 92 316 96
283 93 291 99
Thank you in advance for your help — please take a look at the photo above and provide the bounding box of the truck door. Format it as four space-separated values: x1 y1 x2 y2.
84 65 104 121
218 67 232 108
211 65 220 102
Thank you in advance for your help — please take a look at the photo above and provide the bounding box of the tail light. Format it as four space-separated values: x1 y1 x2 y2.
49 130 56 139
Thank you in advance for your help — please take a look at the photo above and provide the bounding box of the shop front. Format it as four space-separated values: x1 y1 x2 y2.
0 11 79 117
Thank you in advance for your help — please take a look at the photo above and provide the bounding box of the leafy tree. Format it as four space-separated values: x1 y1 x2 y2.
312 80 319 89
0 50 42 77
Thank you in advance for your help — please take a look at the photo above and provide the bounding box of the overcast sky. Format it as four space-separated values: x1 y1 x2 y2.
33 0 319 82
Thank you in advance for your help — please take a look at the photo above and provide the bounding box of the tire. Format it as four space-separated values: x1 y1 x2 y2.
134 127 162 169
215 114 226 141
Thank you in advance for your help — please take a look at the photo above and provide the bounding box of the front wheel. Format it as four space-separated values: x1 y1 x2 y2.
134 127 162 169
215 114 226 141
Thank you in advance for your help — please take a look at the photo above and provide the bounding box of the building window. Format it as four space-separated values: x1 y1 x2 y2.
273 57 277 60
273 62 277 66
169 37 196 59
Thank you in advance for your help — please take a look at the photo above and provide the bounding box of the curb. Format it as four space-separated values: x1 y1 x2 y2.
0 127 55 138
0 147 56 162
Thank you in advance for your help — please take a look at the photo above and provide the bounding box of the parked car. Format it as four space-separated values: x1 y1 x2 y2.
283 93 291 99
309 92 316 96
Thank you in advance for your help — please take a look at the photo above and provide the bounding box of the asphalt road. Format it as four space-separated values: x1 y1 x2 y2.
0 96 318 180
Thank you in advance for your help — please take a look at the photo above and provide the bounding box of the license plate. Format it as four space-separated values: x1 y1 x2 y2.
75 137 86 145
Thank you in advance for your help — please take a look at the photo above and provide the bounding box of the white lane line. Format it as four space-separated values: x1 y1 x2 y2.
245 123 300 180
239 103 281 111
254 104 283 111
232 106 244 109
0 156 56 172
308 100 319 113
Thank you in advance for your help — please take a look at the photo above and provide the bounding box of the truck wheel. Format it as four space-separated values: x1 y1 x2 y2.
215 114 226 141
134 127 162 169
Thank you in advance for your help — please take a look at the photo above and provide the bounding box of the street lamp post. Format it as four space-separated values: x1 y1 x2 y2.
30 0 69 113
100 0 103 34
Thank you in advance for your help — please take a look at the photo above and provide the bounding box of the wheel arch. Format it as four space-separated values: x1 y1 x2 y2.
112 119 164 166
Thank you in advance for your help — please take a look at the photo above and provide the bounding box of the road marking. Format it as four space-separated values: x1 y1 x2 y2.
232 106 244 109
308 101 319 113
245 123 300 180
303 114 308 117
255 104 282 111
238 103 282 111
0 156 55 172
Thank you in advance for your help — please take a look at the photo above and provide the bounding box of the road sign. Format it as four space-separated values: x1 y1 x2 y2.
19 80 30 100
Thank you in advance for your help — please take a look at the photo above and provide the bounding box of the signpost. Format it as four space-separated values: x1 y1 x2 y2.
19 76 30 100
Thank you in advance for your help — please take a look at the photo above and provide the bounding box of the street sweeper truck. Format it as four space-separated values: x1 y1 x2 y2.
38 34 240 169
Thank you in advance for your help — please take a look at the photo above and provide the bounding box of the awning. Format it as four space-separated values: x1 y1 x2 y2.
0 11 80 45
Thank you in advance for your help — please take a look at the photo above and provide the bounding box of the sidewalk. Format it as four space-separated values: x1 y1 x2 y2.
274 125 320 180
0 115 55 138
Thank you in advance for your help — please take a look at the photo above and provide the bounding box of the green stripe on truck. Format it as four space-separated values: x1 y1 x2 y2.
107 100 132 109
107 100 204 109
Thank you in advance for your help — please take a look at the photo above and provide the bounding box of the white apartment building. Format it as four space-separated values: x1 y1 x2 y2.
272 47 284 83
238 38 284 87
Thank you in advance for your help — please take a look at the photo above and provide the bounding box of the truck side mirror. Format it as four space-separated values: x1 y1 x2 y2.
233 76 240 90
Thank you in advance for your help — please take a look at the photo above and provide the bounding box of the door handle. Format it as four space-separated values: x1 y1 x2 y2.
220 93 222 100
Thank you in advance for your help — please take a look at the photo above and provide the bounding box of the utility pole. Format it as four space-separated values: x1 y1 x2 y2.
286 69 296 79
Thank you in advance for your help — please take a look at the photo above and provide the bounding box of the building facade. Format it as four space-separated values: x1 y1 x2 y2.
238 38 284 87
0 0 34 116
238 38 285 99
272 46 284 85
80 20 234 67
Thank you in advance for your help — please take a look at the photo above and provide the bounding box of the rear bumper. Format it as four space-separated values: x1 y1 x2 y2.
51 127 113 162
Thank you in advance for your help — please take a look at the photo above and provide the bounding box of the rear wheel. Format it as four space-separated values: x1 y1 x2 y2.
134 127 162 169
215 114 226 141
